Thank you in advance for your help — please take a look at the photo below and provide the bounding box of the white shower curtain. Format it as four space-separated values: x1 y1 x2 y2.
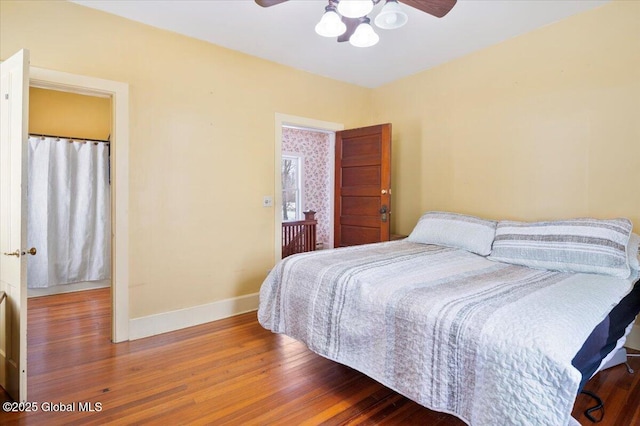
27 136 111 288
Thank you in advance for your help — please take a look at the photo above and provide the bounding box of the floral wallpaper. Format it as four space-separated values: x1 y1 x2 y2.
282 127 331 247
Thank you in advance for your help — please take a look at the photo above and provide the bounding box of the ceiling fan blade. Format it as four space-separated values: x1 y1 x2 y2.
400 0 457 18
337 17 360 43
255 0 289 7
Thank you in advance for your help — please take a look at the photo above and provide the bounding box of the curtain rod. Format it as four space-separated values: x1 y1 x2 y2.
29 133 110 144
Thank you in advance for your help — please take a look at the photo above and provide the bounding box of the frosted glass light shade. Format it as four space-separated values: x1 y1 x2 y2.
349 21 379 47
374 0 408 29
337 0 374 18
315 10 347 37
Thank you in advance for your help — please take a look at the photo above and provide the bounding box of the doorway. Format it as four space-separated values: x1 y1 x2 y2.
29 66 130 343
1 51 128 402
273 114 344 263
281 126 333 251
27 87 112 298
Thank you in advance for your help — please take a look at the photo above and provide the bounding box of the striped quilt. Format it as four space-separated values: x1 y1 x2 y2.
258 241 638 426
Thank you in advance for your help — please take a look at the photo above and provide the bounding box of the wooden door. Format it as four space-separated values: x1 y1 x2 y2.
0 48 30 401
334 124 391 248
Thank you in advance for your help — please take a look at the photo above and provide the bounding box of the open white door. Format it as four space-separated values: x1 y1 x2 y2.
0 49 30 401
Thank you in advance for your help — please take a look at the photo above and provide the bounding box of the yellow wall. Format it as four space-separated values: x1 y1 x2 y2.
1 0 372 319
372 0 640 235
3 0 639 323
29 87 111 140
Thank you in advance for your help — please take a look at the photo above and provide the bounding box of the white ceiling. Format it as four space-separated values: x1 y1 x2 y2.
70 0 610 88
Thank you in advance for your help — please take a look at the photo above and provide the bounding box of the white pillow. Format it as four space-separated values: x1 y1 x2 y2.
407 211 497 256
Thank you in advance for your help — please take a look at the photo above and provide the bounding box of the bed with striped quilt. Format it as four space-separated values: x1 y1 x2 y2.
258 240 638 426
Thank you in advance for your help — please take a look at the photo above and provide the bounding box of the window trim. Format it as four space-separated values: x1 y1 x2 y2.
281 152 304 222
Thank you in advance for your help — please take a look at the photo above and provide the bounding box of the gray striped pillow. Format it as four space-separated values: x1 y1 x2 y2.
407 211 497 255
489 218 633 278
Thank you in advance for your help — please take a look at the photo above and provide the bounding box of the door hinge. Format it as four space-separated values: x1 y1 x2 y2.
4 93 8 100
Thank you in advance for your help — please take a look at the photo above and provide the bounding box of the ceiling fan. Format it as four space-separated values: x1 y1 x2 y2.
255 0 457 47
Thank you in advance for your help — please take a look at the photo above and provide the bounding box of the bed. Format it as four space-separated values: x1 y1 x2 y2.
258 212 640 426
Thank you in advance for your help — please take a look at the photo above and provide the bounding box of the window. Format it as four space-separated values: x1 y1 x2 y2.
282 154 303 221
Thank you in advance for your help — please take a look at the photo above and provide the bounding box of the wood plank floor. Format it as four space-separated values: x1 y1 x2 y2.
1 287 639 425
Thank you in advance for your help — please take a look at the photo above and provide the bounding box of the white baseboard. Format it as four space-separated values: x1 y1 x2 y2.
129 292 259 340
625 322 640 351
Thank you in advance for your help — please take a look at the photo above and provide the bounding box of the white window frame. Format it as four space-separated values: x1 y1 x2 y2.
281 152 304 222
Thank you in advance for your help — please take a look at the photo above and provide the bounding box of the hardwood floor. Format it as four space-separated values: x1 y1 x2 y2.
1 288 639 425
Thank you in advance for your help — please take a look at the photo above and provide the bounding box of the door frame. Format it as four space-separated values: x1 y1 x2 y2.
30 67 130 343
273 113 343 263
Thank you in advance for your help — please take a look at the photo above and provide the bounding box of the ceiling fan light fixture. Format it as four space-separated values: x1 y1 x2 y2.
337 0 374 19
315 6 347 37
374 0 408 30
349 18 379 48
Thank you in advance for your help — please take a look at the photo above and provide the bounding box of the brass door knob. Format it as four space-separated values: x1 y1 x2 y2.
24 247 37 256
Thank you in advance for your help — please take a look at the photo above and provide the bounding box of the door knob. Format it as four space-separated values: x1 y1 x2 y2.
3 250 20 257
380 205 388 223
23 247 37 256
